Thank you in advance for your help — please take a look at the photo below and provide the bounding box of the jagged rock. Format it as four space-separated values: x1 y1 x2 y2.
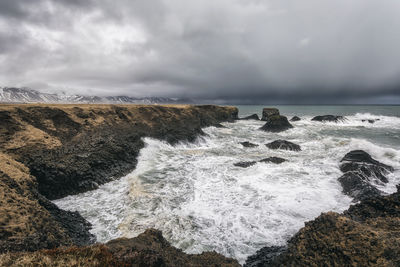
338 172 382 202
259 157 286 164
241 114 260 120
261 108 280 121
234 161 257 168
244 246 287 267
338 150 393 202
265 140 301 151
311 115 346 122
260 115 293 132
290 116 301 122
340 150 393 183
240 141 259 148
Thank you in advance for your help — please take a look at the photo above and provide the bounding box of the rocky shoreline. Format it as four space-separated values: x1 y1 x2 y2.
0 104 239 265
1 104 399 266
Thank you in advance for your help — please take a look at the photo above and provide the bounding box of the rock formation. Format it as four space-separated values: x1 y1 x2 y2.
0 229 240 266
259 157 286 164
311 115 346 122
338 150 393 201
261 108 279 121
240 141 259 148
260 115 293 132
265 140 301 151
290 116 301 121
240 114 260 120
234 161 257 168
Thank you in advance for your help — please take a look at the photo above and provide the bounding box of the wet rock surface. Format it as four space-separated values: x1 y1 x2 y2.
265 140 301 151
260 115 293 132
311 115 346 122
240 141 259 148
259 157 286 164
261 108 279 121
338 150 393 201
234 161 257 168
241 114 260 120
244 246 287 267
290 116 301 121
0 229 240 267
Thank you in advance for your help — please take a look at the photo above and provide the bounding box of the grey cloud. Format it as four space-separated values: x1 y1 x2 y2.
0 0 400 104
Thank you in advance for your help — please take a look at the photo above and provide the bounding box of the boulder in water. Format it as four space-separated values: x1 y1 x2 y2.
259 157 286 164
311 115 345 122
240 114 260 120
265 140 301 151
233 161 257 168
290 116 301 122
260 115 293 132
240 141 259 148
340 150 393 183
261 108 280 121
338 150 394 201
338 172 382 202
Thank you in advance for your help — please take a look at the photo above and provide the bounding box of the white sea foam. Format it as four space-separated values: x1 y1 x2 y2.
54 113 400 264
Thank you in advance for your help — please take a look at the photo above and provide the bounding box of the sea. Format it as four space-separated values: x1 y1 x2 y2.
54 105 400 264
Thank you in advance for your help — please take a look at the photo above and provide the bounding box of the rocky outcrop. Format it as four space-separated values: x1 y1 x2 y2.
311 115 346 122
259 157 286 164
253 187 400 266
0 104 238 255
241 114 260 120
0 229 240 267
244 246 286 267
260 115 293 132
234 161 257 168
261 108 279 121
265 140 301 151
240 141 259 148
245 151 399 266
290 116 301 122
338 150 393 201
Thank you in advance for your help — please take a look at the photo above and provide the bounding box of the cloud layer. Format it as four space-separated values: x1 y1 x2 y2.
1 0 400 103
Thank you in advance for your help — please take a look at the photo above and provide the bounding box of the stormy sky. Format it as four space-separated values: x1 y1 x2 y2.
1 0 400 104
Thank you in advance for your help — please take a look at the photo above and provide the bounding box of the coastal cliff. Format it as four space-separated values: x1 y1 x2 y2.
0 104 238 263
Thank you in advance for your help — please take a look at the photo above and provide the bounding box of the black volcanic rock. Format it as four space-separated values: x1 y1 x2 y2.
338 172 382 202
261 108 280 121
311 115 345 122
241 114 260 120
338 150 394 202
240 141 259 148
259 157 286 164
266 140 301 151
260 115 293 132
290 116 301 122
234 161 257 168
244 246 287 267
340 150 393 183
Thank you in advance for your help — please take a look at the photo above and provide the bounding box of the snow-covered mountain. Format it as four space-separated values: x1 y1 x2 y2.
0 87 192 104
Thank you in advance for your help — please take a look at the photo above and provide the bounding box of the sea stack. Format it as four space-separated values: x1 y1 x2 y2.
260 115 293 132
261 108 280 121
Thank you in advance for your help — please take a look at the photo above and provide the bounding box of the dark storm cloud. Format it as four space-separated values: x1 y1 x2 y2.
1 0 400 104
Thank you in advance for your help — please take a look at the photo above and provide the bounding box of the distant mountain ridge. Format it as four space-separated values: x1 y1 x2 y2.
0 87 193 104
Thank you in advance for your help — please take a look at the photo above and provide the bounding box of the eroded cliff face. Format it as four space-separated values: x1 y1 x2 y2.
0 104 238 256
